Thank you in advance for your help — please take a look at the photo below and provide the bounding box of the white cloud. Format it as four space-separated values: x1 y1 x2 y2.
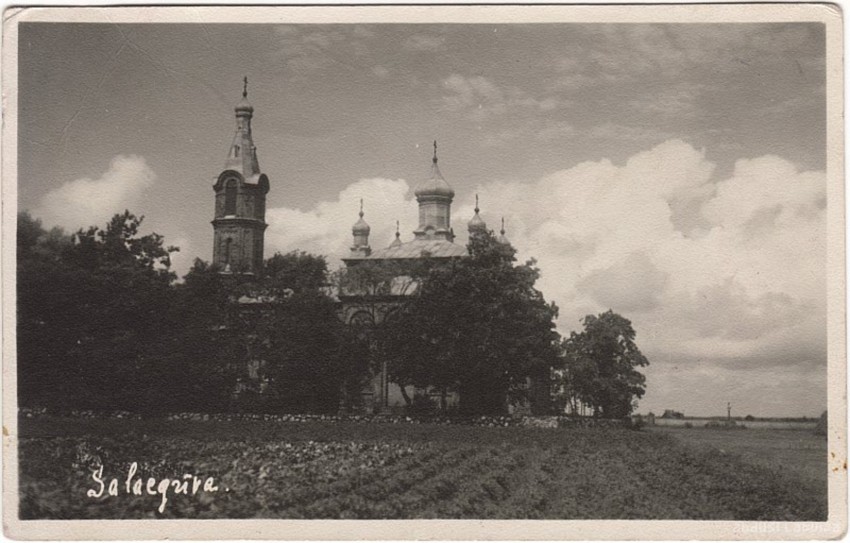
404 34 445 51
440 74 567 122
33 155 156 230
466 139 825 377
259 139 825 415
167 236 192 278
264 177 418 271
371 66 390 79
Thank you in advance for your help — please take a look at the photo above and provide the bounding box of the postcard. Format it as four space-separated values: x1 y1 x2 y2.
3 4 845 540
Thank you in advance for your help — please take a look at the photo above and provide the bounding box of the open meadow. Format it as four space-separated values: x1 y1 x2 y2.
17 415 827 521
653 426 828 487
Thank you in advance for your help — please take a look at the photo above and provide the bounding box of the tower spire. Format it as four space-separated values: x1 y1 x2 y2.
226 78 259 176
433 140 438 164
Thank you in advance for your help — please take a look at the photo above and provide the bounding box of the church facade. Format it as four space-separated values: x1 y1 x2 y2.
339 142 508 411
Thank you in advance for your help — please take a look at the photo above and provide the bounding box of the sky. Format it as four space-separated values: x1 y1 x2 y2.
17 22 828 417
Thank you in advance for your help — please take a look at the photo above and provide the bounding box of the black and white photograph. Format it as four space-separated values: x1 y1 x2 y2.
3 4 845 539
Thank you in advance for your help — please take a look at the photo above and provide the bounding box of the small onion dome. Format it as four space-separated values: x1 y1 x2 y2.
414 141 455 199
353 200 370 234
498 217 510 244
353 213 370 235
389 221 402 248
468 194 487 232
235 96 254 114
235 76 254 114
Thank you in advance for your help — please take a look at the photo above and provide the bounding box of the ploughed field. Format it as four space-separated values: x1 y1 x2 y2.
18 416 826 520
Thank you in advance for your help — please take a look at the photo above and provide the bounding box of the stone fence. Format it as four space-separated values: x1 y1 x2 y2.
19 407 631 429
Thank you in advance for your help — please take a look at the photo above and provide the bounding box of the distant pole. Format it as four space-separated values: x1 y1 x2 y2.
727 402 731 421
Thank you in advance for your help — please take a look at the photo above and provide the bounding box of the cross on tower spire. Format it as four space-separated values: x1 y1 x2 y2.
432 140 438 164
242 76 248 98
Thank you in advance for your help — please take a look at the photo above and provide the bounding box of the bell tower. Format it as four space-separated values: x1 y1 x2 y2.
212 77 269 275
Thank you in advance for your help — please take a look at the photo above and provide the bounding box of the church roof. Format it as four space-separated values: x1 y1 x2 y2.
348 238 467 261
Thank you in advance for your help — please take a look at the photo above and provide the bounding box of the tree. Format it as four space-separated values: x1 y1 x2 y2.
174 252 370 414
17 211 179 411
263 251 330 294
376 232 560 415
559 310 649 418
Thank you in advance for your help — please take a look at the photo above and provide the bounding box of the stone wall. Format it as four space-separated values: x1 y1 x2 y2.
19 407 632 429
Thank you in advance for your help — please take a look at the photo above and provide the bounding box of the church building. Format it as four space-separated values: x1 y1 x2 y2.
212 81 511 413
338 142 508 411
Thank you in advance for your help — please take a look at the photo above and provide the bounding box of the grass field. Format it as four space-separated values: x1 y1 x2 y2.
653 426 828 486
18 416 827 520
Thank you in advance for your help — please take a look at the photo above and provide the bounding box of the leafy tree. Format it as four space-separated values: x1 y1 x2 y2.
174 253 369 414
19 211 371 415
376 232 560 415
559 310 649 418
263 251 329 294
17 211 179 411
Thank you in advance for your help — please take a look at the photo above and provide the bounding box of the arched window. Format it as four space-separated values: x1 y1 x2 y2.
224 179 237 215
225 238 233 265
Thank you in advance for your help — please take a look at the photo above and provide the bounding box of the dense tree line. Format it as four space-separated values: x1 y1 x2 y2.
17 211 364 415
18 210 649 418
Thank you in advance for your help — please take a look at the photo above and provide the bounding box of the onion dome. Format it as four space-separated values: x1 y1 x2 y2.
389 220 402 248
352 199 370 235
498 217 510 244
235 76 254 114
468 194 487 233
414 141 455 199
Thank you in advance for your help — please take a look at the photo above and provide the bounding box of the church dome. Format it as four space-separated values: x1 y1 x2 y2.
235 96 254 114
414 169 455 199
389 220 402 248
415 141 454 199
498 217 510 244
235 77 254 114
353 215 370 235
352 202 370 235
468 195 486 232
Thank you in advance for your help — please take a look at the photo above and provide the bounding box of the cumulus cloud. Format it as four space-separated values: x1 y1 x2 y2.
577 252 669 313
264 177 418 270
467 139 825 378
260 139 825 415
33 155 156 230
